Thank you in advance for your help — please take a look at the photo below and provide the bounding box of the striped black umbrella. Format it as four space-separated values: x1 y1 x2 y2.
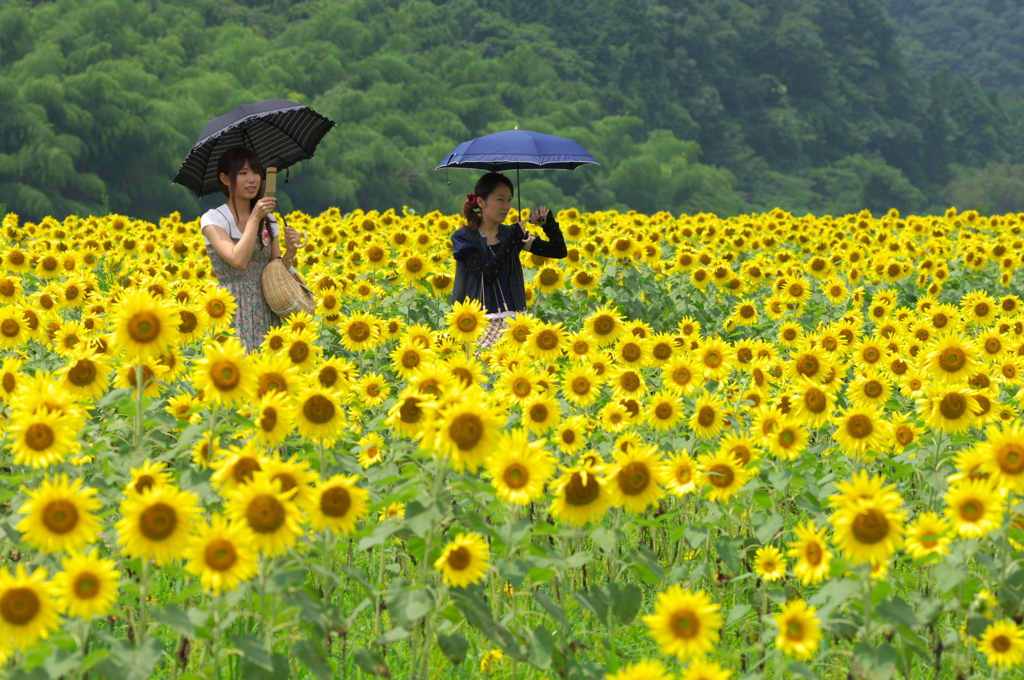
172 99 336 197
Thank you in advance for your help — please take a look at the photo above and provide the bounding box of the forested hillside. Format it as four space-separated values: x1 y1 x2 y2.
1 0 1022 221
888 0 1024 98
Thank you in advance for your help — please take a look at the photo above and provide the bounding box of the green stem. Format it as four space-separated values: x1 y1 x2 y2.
138 559 150 647
134 362 144 454
861 566 873 642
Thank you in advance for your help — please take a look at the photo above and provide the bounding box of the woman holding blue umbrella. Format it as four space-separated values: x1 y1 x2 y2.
450 172 567 315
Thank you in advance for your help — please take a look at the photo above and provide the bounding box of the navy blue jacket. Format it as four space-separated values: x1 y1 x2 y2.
450 213 567 314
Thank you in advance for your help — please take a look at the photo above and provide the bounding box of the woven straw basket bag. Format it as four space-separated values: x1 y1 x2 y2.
261 220 315 319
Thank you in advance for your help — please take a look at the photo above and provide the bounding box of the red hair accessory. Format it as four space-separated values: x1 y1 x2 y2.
466 193 478 208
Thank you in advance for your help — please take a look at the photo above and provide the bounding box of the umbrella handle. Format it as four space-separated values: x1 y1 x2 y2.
296 230 308 248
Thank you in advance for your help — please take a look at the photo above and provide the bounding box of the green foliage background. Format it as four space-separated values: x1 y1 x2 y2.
1 0 1023 222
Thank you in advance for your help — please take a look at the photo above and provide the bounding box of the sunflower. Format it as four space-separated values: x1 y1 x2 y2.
114 359 169 399
53 550 120 619
642 586 722 660
0 565 61 651
261 326 291 354
248 390 295 448
549 465 610 526
943 477 1005 539
753 545 787 581
773 600 822 660
310 356 356 393
434 532 490 588
767 417 807 461
662 356 701 395
499 364 543 404
520 392 562 435
16 474 102 553
830 492 905 566
355 371 391 407
192 337 255 406
903 512 952 560
7 405 81 468
356 431 385 468
787 521 832 585
598 401 631 433
445 299 488 344
117 484 201 566
697 449 750 502
408 363 457 400
226 473 303 557
444 353 488 389
920 387 979 434
526 321 567 361
663 450 698 497
338 311 383 352
501 313 536 348
646 390 684 431
694 336 733 382
832 406 891 459
689 391 729 441
391 340 436 379
125 459 173 498
679 658 732 680
111 289 181 360
260 454 318 512
606 445 666 513
789 379 834 427
0 306 29 350
979 619 1024 671
847 371 893 410
386 387 438 438
294 385 347 442
281 326 322 371
183 514 258 596
553 415 590 454
484 429 556 505
606 660 674 680
309 474 370 536
979 423 1024 492
787 344 834 384
560 363 602 407
433 387 506 473
610 367 646 399
584 304 625 346
922 332 979 385
0 356 24 402
174 301 207 343
210 443 268 492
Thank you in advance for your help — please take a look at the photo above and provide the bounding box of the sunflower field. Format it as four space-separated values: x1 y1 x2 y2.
1 205 1024 680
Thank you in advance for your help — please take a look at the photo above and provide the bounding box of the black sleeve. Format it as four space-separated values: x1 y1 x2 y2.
453 224 525 285
527 212 568 259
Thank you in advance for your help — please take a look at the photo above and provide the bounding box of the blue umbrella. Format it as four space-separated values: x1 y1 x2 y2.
436 128 598 213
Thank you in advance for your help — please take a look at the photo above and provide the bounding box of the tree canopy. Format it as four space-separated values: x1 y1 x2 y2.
1 0 1021 221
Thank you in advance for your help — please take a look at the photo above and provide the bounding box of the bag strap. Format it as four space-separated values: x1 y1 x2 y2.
480 271 510 313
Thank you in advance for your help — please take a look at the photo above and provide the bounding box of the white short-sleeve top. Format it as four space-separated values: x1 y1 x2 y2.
200 204 279 246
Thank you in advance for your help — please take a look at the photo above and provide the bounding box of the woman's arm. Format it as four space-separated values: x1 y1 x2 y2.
203 197 276 270
522 211 567 258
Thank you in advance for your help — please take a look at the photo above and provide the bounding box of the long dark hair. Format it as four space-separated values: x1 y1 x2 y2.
462 172 514 232
217 147 269 249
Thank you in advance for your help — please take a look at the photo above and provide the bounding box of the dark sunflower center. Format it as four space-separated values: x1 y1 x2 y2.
140 502 178 541
449 413 484 450
618 461 650 495
43 499 79 534
564 473 600 506
851 508 889 544
247 495 285 533
707 463 734 488
303 395 335 425
845 414 873 439
320 486 351 518
204 538 238 571
0 587 40 625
